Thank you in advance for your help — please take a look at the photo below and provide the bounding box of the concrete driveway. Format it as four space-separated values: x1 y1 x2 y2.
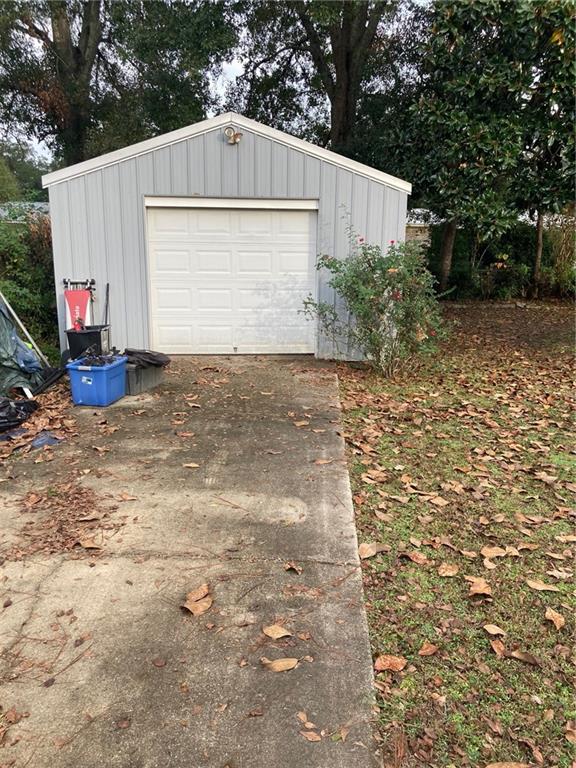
0 357 379 767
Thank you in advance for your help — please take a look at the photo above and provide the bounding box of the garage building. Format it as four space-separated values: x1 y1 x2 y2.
42 113 411 359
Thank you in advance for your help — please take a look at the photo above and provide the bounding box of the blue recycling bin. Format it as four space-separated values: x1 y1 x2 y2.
66 356 127 406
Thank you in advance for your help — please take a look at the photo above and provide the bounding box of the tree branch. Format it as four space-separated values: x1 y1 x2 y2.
294 3 335 98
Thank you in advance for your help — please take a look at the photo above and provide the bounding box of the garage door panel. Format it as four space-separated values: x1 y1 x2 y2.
152 249 191 275
196 289 233 311
155 287 192 310
195 250 232 274
237 250 273 276
195 210 232 233
148 206 316 353
237 211 273 234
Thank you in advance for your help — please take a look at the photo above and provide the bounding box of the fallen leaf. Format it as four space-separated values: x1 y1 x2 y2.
508 649 540 666
284 561 302 575
481 546 507 559
116 718 131 729
465 576 492 597
314 458 333 465
260 656 299 672
526 578 560 592
483 624 506 636
247 707 263 717
119 492 138 501
358 542 390 559
152 657 166 668
296 711 307 723
544 607 565 630
300 730 321 742
182 584 213 616
374 654 407 672
263 624 292 640
490 639 506 658
429 496 449 507
418 640 438 656
293 420 309 427
182 463 200 469
438 563 459 577
78 537 101 550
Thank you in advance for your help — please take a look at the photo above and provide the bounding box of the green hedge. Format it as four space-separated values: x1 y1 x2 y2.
0 216 59 361
427 222 558 299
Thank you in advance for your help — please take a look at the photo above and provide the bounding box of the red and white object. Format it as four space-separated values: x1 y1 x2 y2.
64 289 92 330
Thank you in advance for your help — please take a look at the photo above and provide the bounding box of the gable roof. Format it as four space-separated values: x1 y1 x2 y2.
42 112 411 194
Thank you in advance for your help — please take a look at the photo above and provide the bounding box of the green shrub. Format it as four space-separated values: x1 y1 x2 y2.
304 238 444 377
427 221 556 299
0 215 57 356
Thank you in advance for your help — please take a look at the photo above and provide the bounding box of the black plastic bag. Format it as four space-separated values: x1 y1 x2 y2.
0 398 38 433
124 349 170 368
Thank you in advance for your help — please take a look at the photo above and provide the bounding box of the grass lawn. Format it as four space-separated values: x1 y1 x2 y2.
339 304 575 768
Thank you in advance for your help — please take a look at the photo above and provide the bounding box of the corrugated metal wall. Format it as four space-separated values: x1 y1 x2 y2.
49 126 408 358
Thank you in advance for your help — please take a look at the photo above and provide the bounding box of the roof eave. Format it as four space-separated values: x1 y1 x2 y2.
42 112 412 194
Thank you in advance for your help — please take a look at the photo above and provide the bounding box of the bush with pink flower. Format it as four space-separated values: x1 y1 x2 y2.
303 237 444 376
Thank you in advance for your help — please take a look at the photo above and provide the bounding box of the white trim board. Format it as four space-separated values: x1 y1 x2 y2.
144 197 319 210
42 112 412 194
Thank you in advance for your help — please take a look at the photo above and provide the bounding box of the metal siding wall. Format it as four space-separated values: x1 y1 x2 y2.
170 142 188 196
237 130 255 197
84 171 108 332
49 125 408 356
101 165 128 348
187 136 206 194
48 184 74 348
119 159 146 347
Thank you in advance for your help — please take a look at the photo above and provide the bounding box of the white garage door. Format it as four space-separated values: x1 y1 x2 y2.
147 206 317 354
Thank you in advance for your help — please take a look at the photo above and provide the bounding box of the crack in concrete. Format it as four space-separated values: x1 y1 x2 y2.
0 556 66 673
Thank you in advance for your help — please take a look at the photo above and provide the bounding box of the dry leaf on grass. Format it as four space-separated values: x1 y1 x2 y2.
490 639 506 658
438 563 459 577
118 492 138 501
374 654 407 672
465 576 492 597
263 624 292 640
483 624 506 636
314 458 333 465
480 546 507 559
526 578 560 592
544 607 565 630
358 542 390 559
508 649 540 666
260 657 299 672
429 496 449 507
182 584 213 616
418 640 438 656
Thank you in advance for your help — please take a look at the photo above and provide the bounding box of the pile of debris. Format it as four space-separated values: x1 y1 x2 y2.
4 480 122 559
0 383 77 461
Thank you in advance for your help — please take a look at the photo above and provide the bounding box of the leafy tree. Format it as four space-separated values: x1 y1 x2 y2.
0 1 238 165
0 156 20 202
511 0 575 296
353 0 574 293
229 0 396 150
0 0 107 165
0 140 51 200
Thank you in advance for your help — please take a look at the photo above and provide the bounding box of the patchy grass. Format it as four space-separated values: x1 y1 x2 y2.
339 304 575 768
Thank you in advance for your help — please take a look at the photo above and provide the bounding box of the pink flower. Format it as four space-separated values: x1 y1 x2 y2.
358 236 365 244
390 240 395 244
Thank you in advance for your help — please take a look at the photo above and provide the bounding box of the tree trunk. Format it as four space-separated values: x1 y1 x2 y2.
531 211 544 299
439 220 457 292
296 1 385 151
